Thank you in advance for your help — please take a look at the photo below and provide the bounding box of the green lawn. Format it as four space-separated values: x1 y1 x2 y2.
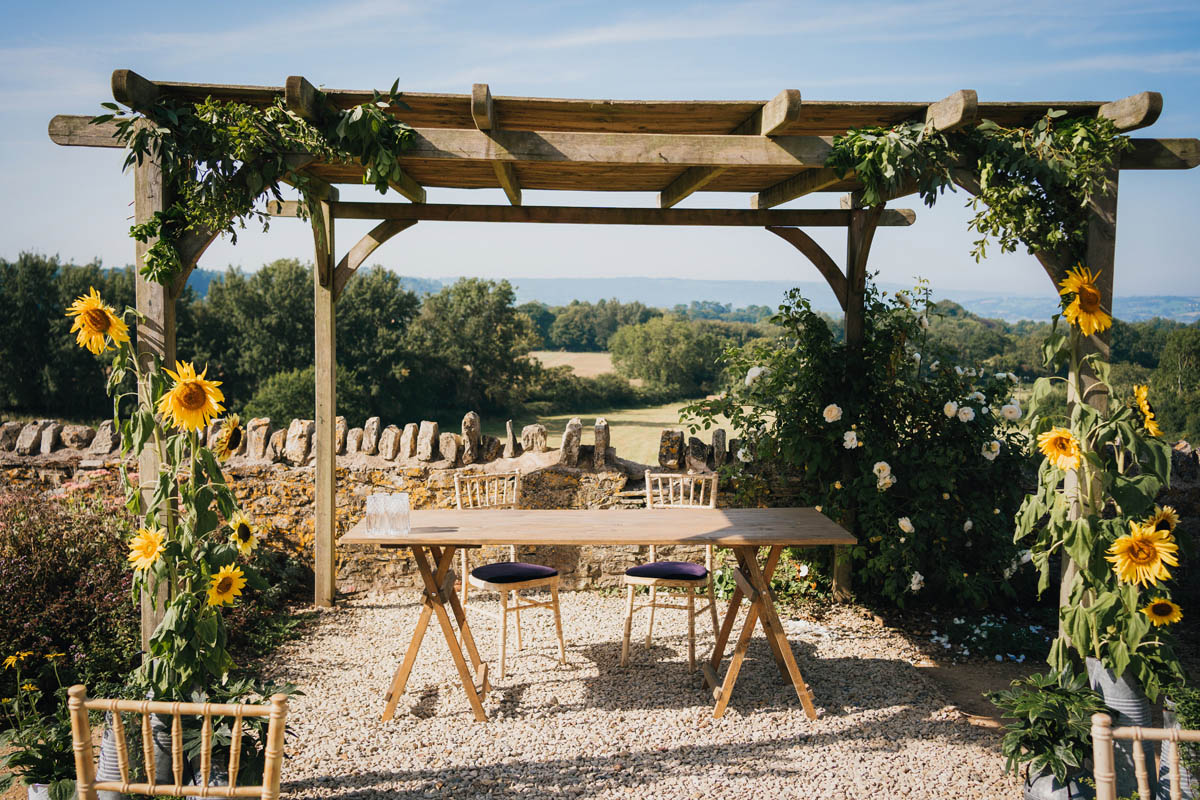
481 400 733 466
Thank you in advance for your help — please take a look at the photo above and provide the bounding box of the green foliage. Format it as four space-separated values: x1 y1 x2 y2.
1172 686 1200 778
988 671 1110 784
828 111 1131 262
610 316 764 396
0 653 75 792
671 301 774 324
543 299 662 351
687 284 1029 607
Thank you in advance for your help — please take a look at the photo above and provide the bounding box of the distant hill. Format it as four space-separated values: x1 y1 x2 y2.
179 270 1200 323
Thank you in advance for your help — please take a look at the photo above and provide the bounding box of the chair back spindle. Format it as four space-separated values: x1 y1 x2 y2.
455 471 523 568
644 471 718 564
1091 711 1200 800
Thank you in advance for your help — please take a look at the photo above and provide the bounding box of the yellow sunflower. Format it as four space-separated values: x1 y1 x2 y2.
127 527 166 571
228 511 258 556
1144 505 1179 535
2 656 16 670
1141 597 1183 627
211 414 244 461
206 564 246 607
1105 521 1179 587
1036 427 1082 471
1131 385 1162 437
1058 265 1112 336
20 683 36 692
158 361 224 432
66 287 130 354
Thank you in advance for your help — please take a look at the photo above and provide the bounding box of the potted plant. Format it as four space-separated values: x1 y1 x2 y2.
0 652 77 800
989 671 1109 799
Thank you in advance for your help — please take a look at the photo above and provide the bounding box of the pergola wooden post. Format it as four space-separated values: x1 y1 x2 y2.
49 74 1199 626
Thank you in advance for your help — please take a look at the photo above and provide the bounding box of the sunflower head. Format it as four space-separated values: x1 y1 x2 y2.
158 361 225 432
1058 265 1112 337
1036 427 1082 471
1144 505 1179 535
127 527 166 572
228 511 258 556
66 287 130 355
1105 521 1180 587
206 564 246 607
1131 385 1162 437
212 414 243 461
1141 597 1183 627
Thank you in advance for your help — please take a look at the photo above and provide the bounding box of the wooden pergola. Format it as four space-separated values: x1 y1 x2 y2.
50 71 1200 625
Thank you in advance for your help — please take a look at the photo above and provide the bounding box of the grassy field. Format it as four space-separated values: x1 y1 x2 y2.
529 350 617 377
481 400 733 466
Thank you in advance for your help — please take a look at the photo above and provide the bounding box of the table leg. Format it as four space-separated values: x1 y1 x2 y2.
740 548 817 720
743 547 789 681
382 599 433 722
433 547 491 700
707 545 783 680
411 546 490 722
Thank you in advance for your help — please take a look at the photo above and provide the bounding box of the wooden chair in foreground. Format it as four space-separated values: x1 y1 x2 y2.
1092 711 1200 800
455 471 566 678
621 471 721 671
67 684 287 800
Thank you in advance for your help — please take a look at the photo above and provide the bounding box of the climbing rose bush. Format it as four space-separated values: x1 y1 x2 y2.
687 285 1029 607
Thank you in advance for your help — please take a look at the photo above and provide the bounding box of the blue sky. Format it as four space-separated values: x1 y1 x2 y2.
3 0 1199 304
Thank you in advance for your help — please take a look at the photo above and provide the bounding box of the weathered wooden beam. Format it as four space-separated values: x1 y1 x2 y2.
1121 138 1200 169
285 75 336 124
766 226 848 309
112 69 161 111
332 219 418 300
269 200 917 227
48 115 123 147
312 196 337 608
752 167 849 209
926 89 978 132
760 89 804 136
471 83 495 131
491 162 521 206
659 167 727 208
1098 91 1162 132
388 173 427 204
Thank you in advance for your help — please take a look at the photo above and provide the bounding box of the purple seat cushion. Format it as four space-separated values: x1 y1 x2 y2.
471 561 558 584
625 561 708 581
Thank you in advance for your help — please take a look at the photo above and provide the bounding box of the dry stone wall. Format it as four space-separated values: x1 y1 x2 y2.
0 413 742 593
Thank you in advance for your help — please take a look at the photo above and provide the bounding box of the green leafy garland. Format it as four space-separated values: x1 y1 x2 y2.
826 110 1132 262
92 80 415 286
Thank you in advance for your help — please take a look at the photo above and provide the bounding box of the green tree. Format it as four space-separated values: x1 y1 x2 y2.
610 316 763 395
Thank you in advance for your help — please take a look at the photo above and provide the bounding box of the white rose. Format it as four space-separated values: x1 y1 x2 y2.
877 474 897 491
982 440 1000 461
823 403 843 423
963 519 974 532
872 461 892 478
954 366 964 376
909 571 925 592
981 405 990 415
899 537 906 544
912 352 922 364
1001 402 1022 421
896 291 912 308
967 391 985 403
929 360 939 371
797 563 810 578
745 366 767 387
943 401 959 418
898 517 914 533
842 431 858 449
994 372 1007 381
737 447 753 463
957 406 976 422
919 315 930 330
1008 372 1019 384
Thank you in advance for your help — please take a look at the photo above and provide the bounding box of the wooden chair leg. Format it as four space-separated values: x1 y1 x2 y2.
707 576 719 639
551 581 566 665
687 585 696 671
460 549 469 606
499 590 508 679
513 590 523 651
621 584 635 667
645 587 657 648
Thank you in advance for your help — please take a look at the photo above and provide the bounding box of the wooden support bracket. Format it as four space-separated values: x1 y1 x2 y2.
766 226 848 310
331 218 418 300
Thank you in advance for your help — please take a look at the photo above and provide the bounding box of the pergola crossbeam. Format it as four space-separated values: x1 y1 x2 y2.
1098 91 1163 132
472 83 521 205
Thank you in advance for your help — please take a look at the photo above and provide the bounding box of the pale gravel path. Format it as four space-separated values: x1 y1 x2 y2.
267 592 1020 799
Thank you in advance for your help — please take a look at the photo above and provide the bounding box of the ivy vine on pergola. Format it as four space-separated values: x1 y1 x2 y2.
49 71 1200 631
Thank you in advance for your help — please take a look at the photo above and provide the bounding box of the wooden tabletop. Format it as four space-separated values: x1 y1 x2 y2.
340 508 856 548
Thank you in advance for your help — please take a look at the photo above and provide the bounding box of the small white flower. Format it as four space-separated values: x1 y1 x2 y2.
823 403 843 423
919 315 930 330
898 517 914 533
842 431 858 449
994 372 1007 381
942 492 950 500
954 366 964 376
943 400 959 418
967 391 985 403
899 537 906 544
982 440 1000 461
963 519 974 532
1008 372 1018 384
737 447 753 463
909 571 925 592
896 291 912 308
980 405 990 415
957 406 976 423
993 508 1000 515
877 473 897 491
929 360 939 371
1001 402 1022 421
912 351 922 364
968 368 978 377
745 366 768 387
797 563 810 578
872 461 892 478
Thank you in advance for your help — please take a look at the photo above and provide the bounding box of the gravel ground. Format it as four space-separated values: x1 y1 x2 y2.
267 591 1020 799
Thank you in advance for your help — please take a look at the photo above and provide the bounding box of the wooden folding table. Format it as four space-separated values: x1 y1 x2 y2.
340 507 856 721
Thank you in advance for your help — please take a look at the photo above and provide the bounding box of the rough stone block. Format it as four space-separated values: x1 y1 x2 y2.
658 429 683 470
267 429 287 462
416 421 440 461
335 416 348 455
87 420 119 456
561 417 583 467
245 417 272 459
461 412 481 464
594 418 610 470
0 421 21 451
362 417 382 455
503 420 520 459
399 423 418 460
687 436 710 463
481 434 503 462
60 424 95 450
521 423 548 453
346 428 364 454
378 425 402 460
712 429 728 467
15 421 50 456
284 419 315 464
39 423 63 455
439 432 460 465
